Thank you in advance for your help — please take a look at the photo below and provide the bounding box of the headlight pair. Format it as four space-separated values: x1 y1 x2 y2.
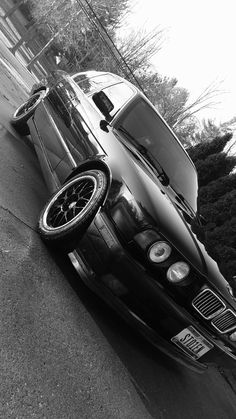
147 240 190 284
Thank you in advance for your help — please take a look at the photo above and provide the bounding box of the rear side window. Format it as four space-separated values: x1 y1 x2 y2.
73 73 135 116
73 73 119 95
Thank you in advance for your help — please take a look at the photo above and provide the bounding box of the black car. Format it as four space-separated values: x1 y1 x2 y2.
11 70 236 372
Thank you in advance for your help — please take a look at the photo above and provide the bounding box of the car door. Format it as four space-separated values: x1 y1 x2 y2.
32 75 104 185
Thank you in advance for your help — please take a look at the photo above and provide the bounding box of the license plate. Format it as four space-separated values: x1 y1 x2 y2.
171 326 214 360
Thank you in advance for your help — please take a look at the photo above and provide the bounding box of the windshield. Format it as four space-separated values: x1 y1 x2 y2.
114 98 198 212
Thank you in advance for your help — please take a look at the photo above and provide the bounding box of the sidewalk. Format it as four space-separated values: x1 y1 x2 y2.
0 14 36 140
0 3 36 104
0 34 35 133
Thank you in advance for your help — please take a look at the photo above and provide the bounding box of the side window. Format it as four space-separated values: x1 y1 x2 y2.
102 83 135 116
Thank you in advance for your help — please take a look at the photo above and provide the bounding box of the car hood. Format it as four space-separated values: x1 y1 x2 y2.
102 138 229 295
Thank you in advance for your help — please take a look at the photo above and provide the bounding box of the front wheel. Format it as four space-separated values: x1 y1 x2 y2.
38 169 108 252
11 91 45 135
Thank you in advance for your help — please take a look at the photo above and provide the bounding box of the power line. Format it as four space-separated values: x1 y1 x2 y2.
75 0 126 76
75 0 146 95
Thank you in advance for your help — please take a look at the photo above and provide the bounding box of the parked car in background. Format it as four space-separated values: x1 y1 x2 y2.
11 69 236 372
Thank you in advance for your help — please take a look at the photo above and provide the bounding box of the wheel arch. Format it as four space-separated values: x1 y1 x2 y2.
65 159 112 203
38 167 109 251
30 86 48 96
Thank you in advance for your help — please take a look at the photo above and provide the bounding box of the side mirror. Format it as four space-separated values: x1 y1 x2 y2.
100 119 110 133
92 91 114 121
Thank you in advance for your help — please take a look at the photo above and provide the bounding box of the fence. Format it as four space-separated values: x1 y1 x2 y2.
0 0 57 80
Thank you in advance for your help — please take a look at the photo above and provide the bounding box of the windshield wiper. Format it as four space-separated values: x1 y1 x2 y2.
169 186 196 217
117 126 169 186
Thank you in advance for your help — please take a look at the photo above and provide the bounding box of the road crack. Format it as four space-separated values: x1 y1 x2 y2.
218 367 236 396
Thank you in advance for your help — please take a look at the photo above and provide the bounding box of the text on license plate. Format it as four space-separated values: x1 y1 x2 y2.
171 326 214 360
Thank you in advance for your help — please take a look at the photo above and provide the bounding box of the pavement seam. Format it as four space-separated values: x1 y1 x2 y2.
0 204 37 232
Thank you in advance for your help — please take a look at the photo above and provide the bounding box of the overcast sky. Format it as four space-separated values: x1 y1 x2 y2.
126 0 236 123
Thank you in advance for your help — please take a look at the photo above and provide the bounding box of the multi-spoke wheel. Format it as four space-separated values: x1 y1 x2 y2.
38 170 108 252
11 91 46 135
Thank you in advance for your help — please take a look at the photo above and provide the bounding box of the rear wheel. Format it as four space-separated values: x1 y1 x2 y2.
38 169 108 252
11 91 45 135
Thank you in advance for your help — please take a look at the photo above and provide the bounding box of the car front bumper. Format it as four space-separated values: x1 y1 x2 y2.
70 211 236 372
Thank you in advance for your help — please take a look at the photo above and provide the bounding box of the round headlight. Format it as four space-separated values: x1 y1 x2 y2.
229 331 236 342
167 261 190 284
148 241 171 263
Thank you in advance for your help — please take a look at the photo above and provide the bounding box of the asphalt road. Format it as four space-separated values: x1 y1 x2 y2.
0 110 154 419
1 28 236 419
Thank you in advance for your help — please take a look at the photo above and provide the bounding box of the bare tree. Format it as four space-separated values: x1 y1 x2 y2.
173 82 224 128
117 27 165 73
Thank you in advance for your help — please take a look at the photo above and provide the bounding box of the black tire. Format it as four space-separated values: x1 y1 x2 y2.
38 169 108 252
11 91 45 135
